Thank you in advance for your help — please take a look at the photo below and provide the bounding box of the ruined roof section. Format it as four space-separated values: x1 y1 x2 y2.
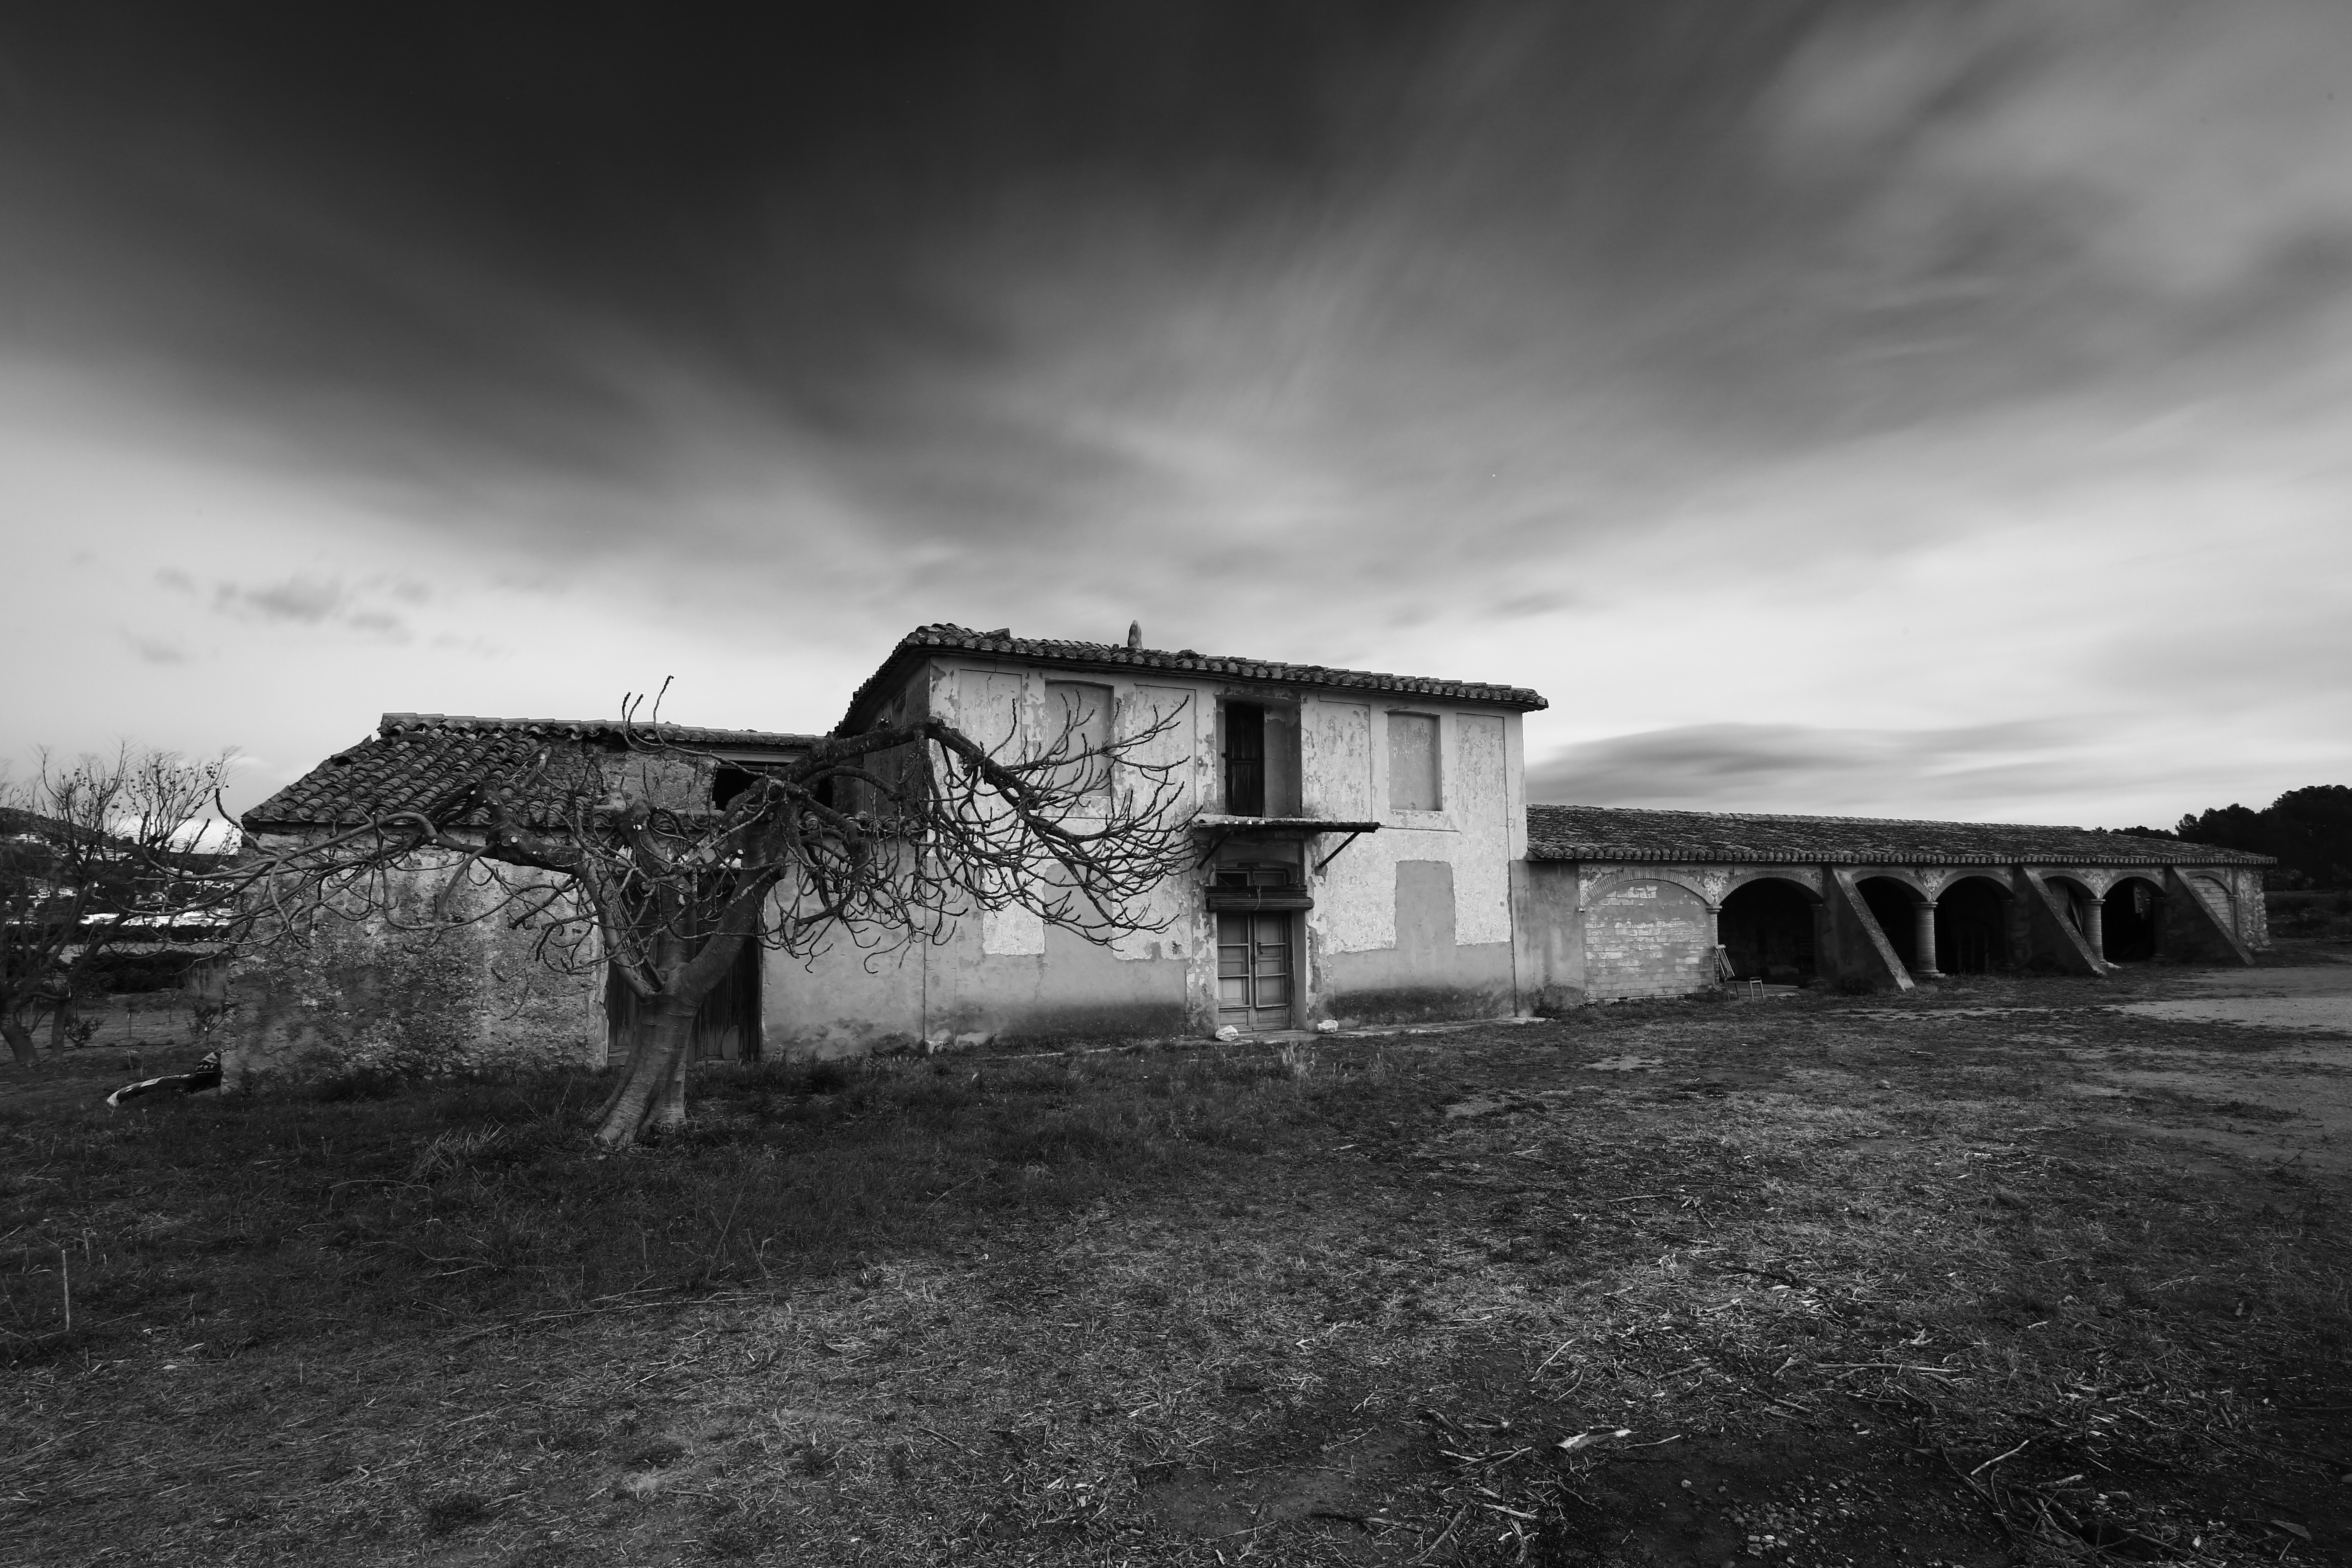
1524 803 2272 867
243 714 817 832
837 623 1549 733
374 713 817 748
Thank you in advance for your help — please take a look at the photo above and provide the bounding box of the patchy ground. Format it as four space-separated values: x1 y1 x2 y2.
4 946 2350 1566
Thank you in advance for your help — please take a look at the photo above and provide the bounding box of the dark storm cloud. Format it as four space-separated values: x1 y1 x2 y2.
0 5 1921 561
12 0 2345 614
0 4 1446 492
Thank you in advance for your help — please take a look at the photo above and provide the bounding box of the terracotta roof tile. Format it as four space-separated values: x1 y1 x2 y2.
243 714 817 832
1525 803 2271 868
837 623 1548 732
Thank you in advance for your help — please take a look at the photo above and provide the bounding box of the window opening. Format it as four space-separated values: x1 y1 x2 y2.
1224 702 1266 817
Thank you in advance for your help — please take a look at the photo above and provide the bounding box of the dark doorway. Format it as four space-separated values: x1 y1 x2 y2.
1936 878 2010 973
1717 880 1818 983
606 940 763 1066
2104 878 2163 962
1216 911 1293 1030
1858 878 1921 967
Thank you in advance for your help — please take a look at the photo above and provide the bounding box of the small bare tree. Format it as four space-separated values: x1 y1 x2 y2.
234 696 1194 1148
1 747 238 1066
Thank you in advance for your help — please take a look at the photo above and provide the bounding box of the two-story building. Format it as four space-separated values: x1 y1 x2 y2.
778 624 1546 1052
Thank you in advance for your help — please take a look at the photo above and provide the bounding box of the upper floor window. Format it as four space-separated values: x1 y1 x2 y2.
1223 701 1266 817
1388 712 1441 811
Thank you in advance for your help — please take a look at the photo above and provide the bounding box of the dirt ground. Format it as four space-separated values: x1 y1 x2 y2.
4 945 2349 1566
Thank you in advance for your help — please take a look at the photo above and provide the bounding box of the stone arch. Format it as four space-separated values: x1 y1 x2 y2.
1724 867 1825 902
2102 873 2167 963
1578 867 1719 912
1935 873 2015 973
1579 874 1720 1000
2180 871 2238 938
1851 866 1934 899
1918 865 2013 900
1855 873 1929 969
1718 874 1822 984
2041 872 2101 937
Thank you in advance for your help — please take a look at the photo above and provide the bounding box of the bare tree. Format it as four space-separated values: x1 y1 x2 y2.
1 747 237 1066
234 697 1194 1148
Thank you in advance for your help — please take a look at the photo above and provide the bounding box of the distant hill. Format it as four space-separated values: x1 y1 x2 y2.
0 805 76 839
2128 785 2352 889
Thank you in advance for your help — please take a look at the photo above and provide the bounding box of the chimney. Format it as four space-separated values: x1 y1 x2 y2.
1127 620 1142 650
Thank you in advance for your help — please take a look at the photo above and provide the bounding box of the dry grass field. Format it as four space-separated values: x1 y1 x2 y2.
5 948 2350 1566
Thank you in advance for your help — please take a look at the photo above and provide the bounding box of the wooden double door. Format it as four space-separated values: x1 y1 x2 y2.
1216 911 1294 1031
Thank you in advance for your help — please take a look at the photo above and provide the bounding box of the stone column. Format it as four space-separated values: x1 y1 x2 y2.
1913 901 1941 977
2082 894 2106 963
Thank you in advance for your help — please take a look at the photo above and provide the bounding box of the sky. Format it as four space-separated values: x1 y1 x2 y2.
4 0 2348 832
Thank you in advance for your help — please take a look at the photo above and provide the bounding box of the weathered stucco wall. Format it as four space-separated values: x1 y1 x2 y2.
1511 860 1585 1010
755 656 1532 1048
1302 700 1523 1024
228 844 604 1090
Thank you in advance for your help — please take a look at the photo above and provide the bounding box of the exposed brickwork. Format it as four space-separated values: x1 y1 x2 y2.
1581 878 1715 1000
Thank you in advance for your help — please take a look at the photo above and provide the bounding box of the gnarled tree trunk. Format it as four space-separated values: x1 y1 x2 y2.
594 997 697 1149
2 1018 38 1068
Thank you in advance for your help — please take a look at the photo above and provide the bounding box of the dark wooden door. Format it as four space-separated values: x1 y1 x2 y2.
605 940 763 1065
1216 911 1292 1031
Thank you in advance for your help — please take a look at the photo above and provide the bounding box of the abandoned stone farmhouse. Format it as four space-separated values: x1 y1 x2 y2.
231 624 2271 1083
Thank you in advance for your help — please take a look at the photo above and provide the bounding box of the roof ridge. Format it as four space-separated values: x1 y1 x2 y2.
1528 802 2185 837
841 623 1548 732
1523 802 2271 865
377 713 820 743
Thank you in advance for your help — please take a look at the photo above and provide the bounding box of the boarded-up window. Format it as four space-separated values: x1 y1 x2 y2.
1045 681 1114 805
1388 712 1441 811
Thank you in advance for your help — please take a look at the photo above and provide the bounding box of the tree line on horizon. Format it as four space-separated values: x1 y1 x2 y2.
2116 784 2352 889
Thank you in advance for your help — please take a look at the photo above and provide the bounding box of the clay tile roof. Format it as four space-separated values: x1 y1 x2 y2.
1524 804 2272 868
242 714 818 833
837 623 1548 733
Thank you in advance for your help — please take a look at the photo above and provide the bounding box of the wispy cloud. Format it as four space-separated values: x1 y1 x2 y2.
1531 720 2097 818
121 632 186 666
213 575 347 625
207 575 411 641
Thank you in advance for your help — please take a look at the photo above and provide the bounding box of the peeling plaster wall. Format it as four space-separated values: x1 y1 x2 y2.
756 656 1529 1048
2229 867 2271 949
227 842 604 1090
1301 700 1522 1024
